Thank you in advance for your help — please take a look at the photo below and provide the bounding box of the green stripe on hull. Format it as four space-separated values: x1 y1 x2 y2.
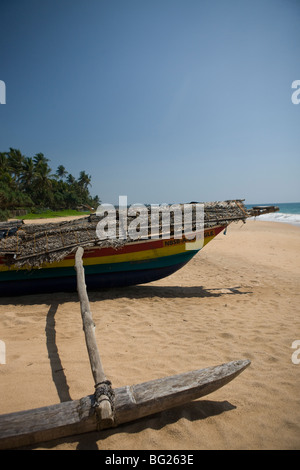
0 250 198 282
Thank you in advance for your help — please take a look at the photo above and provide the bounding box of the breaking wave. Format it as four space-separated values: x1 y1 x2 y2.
251 212 300 226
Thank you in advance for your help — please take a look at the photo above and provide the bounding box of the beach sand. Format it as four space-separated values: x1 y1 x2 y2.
0 219 299 450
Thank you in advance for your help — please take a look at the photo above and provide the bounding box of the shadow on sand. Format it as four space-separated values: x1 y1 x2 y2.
24 398 236 450
5 284 250 450
0 283 252 306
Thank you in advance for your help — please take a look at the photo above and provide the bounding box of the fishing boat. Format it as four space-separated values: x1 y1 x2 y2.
0 200 278 296
0 200 279 449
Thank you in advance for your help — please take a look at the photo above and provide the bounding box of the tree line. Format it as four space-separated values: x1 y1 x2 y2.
0 148 100 220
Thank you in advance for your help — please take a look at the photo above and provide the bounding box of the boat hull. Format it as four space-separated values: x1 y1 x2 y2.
0 225 225 296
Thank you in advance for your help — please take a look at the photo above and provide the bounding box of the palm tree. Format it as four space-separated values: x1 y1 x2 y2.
92 195 100 206
33 152 49 168
20 157 35 191
6 148 25 185
78 170 91 190
34 161 53 206
35 162 52 186
0 147 99 214
67 173 76 185
56 165 68 180
0 152 9 176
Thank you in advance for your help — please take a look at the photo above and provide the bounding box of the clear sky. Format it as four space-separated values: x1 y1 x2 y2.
0 0 299 205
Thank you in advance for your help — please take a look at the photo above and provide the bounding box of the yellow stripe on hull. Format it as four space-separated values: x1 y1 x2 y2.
0 234 216 273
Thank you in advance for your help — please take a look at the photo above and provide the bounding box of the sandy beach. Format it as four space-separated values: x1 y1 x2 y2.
0 218 299 450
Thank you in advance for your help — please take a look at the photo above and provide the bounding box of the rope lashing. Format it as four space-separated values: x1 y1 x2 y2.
93 380 115 412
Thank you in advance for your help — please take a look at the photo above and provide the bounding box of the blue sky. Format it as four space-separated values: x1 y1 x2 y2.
0 0 299 205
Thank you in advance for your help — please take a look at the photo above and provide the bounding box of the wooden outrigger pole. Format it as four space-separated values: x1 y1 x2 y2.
0 248 250 450
74 247 114 429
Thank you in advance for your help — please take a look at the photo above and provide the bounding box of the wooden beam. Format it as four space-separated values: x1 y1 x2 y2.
0 359 250 449
74 247 114 427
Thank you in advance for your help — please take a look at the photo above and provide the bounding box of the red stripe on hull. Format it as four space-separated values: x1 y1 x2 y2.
70 225 226 260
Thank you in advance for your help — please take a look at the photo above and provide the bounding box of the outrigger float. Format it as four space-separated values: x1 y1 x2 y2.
0 201 278 449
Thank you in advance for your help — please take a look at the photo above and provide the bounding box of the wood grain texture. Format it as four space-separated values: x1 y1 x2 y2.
75 247 114 426
0 359 250 449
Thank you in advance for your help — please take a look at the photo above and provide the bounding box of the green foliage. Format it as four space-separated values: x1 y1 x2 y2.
0 148 101 220
0 209 10 221
18 209 90 220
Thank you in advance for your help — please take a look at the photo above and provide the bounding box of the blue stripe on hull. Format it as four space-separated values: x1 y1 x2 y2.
1 250 197 281
0 259 190 296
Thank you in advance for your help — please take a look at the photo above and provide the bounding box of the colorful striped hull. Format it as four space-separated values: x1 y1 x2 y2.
0 225 225 296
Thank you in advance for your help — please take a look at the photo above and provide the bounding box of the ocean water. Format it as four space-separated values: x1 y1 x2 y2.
245 202 300 227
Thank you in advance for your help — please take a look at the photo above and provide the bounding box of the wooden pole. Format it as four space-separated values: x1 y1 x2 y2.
74 247 114 428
